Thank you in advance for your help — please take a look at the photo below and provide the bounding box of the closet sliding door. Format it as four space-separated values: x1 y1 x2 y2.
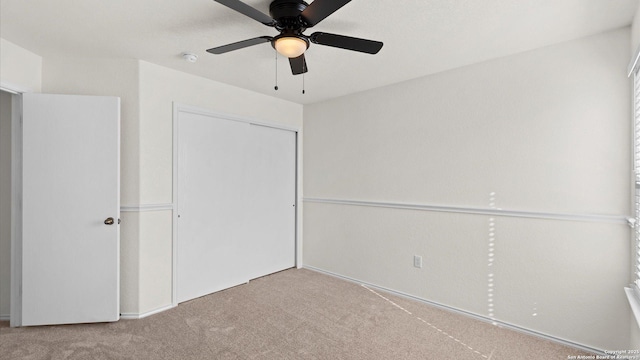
245 124 296 280
176 109 296 304
177 112 251 303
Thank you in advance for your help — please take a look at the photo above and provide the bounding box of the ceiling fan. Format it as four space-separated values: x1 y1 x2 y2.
206 0 383 75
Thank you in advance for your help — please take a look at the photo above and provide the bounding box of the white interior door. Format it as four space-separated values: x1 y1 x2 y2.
18 93 120 326
176 109 296 304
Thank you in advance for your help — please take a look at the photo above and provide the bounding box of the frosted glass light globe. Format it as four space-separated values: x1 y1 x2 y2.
275 37 307 58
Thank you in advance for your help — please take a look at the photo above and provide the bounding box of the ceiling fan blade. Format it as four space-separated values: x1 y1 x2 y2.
310 32 383 54
289 54 308 75
206 36 272 54
300 0 351 27
213 0 276 26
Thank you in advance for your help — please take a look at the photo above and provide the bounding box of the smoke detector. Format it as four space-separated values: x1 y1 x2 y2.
182 52 198 63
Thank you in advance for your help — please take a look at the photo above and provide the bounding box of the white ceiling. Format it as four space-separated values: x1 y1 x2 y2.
1 0 638 104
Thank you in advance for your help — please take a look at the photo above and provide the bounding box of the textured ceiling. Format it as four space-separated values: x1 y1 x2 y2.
1 0 638 104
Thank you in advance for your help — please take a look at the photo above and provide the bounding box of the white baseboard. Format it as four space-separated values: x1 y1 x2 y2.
120 304 176 320
303 265 605 356
0 305 176 322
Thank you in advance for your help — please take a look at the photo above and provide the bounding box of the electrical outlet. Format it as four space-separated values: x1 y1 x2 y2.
413 255 423 268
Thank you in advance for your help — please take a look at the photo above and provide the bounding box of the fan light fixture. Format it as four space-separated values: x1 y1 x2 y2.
274 36 308 58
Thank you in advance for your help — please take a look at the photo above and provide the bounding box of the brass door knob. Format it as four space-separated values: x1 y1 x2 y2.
104 217 115 225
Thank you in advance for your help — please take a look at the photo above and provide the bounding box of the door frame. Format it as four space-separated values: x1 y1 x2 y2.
1 82 26 327
171 103 302 307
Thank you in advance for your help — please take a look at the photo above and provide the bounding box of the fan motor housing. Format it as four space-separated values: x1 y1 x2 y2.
270 0 308 30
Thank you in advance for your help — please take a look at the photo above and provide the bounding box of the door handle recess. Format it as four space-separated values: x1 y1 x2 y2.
104 217 115 225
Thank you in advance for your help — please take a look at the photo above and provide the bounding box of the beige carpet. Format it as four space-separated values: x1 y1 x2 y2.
1 268 592 359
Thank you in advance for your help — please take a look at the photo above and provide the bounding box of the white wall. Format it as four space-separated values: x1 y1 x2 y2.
632 5 640 53
0 91 12 318
135 61 303 314
633 321 640 350
303 28 632 350
0 38 41 92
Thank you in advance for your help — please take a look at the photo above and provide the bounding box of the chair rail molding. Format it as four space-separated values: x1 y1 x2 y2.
303 197 629 225
120 203 174 212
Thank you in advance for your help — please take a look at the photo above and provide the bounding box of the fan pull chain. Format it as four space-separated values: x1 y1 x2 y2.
302 73 305 94
274 50 279 91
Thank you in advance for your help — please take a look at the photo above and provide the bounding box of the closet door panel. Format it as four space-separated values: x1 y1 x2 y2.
177 112 250 303
245 125 296 279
